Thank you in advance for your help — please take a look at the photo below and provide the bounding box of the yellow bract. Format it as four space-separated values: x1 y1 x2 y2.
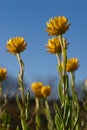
46 16 71 36
46 37 62 54
66 58 79 72
6 37 27 54
0 67 7 82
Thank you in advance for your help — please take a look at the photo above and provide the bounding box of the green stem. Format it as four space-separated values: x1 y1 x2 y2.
16 53 30 130
59 36 67 74
35 98 39 112
45 100 54 130
35 98 44 130
21 119 28 130
70 72 80 129
56 53 61 66
16 53 25 102
70 72 78 101
59 36 67 96
16 53 24 85
35 98 44 114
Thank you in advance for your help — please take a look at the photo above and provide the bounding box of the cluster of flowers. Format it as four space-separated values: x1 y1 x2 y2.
0 16 79 92
31 82 51 98
0 15 81 130
45 16 81 130
46 16 79 72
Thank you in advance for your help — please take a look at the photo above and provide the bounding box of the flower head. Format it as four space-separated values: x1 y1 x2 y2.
31 82 44 98
46 37 68 54
31 82 43 92
41 86 51 97
46 16 71 36
31 82 51 98
0 67 7 82
6 37 27 54
46 37 62 54
66 58 79 72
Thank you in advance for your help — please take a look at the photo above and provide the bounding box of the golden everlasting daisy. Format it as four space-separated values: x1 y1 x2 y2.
31 82 44 98
46 16 71 36
31 82 43 92
0 67 7 82
46 37 61 54
66 58 79 72
6 37 27 54
41 86 51 97
31 82 51 98
46 37 68 54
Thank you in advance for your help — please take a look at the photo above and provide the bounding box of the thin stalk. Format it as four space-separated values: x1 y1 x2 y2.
35 98 44 130
16 53 25 103
35 98 44 113
45 100 54 130
56 53 61 66
70 72 80 129
35 98 39 112
59 36 67 74
70 72 78 101
16 53 30 130
59 36 67 96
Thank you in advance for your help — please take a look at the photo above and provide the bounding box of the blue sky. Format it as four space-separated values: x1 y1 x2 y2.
0 0 87 85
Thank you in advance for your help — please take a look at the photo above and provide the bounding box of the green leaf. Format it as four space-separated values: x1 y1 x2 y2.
58 79 64 103
54 103 64 130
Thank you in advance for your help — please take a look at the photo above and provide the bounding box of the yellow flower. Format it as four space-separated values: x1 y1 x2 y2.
0 67 7 82
46 37 62 54
31 82 43 92
31 82 51 98
31 82 44 98
66 58 79 72
46 16 71 36
41 86 51 97
6 37 27 54
46 37 68 54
